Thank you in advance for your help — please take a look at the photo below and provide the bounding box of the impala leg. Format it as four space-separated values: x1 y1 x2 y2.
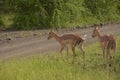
106 49 111 62
78 43 85 66
103 49 105 61
102 48 106 64
113 48 116 64
60 46 64 60
80 44 85 61
113 49 116 59
106 50 109 63
112 47 117 70
66 47 69 60
72 47 76 63
106 48 112 66
113 45 116 61
101 42 106 63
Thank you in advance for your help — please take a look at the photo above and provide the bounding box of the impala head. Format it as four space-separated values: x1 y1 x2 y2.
47 30 55 40
92 27 100 38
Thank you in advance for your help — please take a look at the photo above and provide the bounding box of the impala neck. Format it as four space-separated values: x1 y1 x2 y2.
53 33 61 42
96 30 102 40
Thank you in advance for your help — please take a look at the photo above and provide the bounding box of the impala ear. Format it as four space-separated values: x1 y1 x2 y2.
94 24 102 31
52 28 58 32
97 23 103 29
94 26 99 30
96 27 99 29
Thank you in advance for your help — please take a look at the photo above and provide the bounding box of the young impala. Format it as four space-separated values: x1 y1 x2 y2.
92 26 116 63
47 30 86 63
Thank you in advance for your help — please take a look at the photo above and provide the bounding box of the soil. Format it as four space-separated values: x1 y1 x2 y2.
0 23 120 60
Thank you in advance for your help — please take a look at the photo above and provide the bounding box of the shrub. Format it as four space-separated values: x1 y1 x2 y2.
12 13 49 30
1 0 120 30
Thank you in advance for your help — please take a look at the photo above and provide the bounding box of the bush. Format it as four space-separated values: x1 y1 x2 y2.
2 0 120 30
84 0 120 22
12 13 49 30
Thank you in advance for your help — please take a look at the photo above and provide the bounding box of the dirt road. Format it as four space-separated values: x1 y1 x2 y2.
0 23 120 60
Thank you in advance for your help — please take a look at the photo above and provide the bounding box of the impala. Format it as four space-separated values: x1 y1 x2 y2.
47 30 86 63
92 26 116 63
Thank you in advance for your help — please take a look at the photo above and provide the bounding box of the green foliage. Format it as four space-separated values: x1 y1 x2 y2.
0 0 120 30
12 14 39 30
84 0 120 22
11 0 50 30
12 13 49 30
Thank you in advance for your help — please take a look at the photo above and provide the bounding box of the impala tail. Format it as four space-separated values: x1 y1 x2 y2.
107 34 116 53
108 40 116 53
83 34 87 40
75 34 87 46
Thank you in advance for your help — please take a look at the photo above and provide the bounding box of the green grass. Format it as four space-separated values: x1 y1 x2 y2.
0 37 120 80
